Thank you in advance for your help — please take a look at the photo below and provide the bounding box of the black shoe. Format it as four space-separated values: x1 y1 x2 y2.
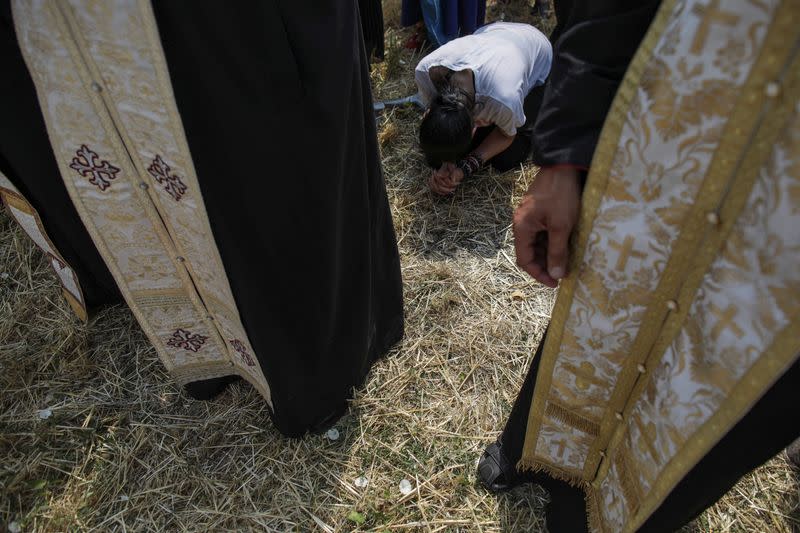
478 441 534 493
184 375 240 400
479 441 589 531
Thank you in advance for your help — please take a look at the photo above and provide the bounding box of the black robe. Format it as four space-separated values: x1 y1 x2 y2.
0 0 403 438
359 0 385 62
499 2 800 531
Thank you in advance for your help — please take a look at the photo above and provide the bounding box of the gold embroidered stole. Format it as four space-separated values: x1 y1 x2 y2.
0 172 88 321
520 0 800 531
12 0 271 403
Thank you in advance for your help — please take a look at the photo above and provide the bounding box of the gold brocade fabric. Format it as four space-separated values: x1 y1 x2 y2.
12 0 271 403
0 172 88 321
520 0 800 531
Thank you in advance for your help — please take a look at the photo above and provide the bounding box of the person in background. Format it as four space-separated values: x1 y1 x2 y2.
414 21 552 195
401 0 486 49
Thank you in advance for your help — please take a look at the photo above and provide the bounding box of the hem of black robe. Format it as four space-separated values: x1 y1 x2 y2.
276 313 404 439
180 314 403 431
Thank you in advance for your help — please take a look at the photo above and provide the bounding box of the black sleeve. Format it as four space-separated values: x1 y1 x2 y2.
531 0 662 168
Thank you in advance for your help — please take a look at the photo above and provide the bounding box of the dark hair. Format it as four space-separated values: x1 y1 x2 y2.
419 85 474 169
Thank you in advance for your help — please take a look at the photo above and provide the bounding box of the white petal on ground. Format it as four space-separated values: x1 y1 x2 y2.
399 479 414 495
8 522 21 533
325 428 340 441
37 408 52 420
354 476 369 488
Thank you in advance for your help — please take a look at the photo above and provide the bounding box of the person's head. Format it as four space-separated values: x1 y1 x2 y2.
419 85 475 169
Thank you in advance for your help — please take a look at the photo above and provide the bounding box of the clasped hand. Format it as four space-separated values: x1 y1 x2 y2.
428 162 465 195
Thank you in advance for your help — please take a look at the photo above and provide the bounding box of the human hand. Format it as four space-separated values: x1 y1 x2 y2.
429 162 464 195
513 166 581 288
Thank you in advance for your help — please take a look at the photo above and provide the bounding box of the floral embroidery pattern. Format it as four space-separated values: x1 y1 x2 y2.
166 328 208 352
69 144 120 191
230 339 256 366
147 155 188 201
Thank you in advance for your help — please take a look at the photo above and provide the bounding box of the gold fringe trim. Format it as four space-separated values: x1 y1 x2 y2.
517 457 588 490
545 401 601 436
132 289 193 309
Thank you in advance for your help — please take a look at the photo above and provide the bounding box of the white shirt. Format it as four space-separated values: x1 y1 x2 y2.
415 22 552 136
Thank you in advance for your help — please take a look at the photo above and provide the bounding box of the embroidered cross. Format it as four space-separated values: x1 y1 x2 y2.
690 0 740 55
229 339 256 366
69 144 120 191
166 328 208 352
553 438 568 459
147 155 188 201
610 236 647 271
709 303 745 340
564 361 608 391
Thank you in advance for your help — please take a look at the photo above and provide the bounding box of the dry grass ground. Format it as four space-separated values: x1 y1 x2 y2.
1 2 798 532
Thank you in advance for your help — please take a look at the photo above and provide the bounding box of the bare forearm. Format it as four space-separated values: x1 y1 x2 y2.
473 127 515 162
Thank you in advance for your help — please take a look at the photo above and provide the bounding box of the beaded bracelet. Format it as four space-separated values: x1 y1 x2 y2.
457 153 484 179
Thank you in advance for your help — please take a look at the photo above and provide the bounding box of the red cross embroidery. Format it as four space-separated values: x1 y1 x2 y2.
147 155 188 201
229 339 256 366
166 328 208 352
69 145 121 191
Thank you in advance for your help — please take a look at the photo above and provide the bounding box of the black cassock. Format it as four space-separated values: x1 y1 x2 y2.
496 2 800 532
0 1 403 438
